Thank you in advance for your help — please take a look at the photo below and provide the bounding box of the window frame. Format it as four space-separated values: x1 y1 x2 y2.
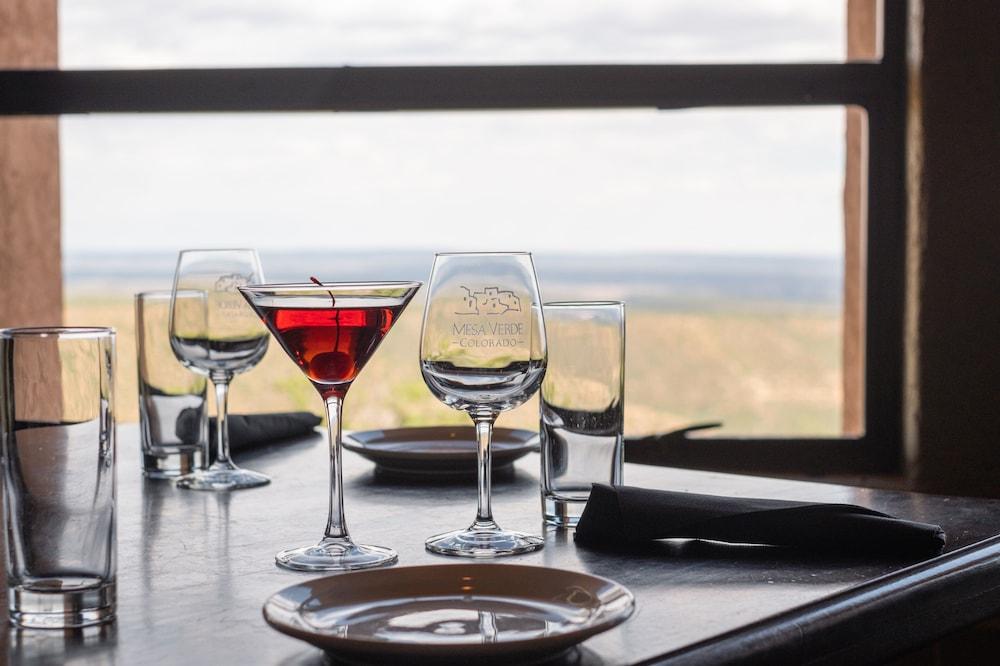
0 2 907 475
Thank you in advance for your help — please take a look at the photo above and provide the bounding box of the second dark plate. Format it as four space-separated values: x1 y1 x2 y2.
342 426 538 478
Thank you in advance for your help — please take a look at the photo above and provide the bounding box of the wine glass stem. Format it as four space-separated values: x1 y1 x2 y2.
473 413 497 527
211 373 234 467
323 395 349 540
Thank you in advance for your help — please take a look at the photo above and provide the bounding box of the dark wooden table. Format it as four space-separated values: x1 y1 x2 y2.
5 425 1000 665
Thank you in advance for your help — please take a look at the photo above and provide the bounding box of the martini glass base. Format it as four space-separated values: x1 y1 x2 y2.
425 523 544 558
276 537 398 572
175 464 270 491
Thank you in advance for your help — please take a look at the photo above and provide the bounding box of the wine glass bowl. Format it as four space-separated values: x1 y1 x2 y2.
169 249 271 491
419 252 547 557
240 281 422 571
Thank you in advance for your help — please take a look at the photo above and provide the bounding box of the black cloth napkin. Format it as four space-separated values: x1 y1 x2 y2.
176 409 321 451
217 412 322 451
575 484 946 558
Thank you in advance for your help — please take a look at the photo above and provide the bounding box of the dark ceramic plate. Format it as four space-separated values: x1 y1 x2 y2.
262 564 634 663
342 426 538 478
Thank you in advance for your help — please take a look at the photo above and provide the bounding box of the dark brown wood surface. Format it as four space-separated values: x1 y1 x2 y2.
4 425 1000 665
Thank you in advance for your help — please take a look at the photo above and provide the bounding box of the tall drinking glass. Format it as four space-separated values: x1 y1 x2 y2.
136 290 208 478
169 249 270 491
420 252 547 557
1 327 117 628
240 281 421 570
540 302 625 527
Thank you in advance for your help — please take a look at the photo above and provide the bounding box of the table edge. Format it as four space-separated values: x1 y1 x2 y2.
638 534 1000 665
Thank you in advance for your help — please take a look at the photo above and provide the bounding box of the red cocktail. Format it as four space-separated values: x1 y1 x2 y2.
259 305 403 398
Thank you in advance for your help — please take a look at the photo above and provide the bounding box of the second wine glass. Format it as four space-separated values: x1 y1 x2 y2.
169 249 271 491
420 252 547 557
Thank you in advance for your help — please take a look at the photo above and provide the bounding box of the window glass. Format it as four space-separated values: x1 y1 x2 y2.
62 107 845 436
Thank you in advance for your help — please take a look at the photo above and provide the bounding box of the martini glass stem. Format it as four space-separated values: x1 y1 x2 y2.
324 394 349 539
211 372 235 468
472 413 498 528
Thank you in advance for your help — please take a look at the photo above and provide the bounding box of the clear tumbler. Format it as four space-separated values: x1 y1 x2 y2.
0 327 117 629
540 302 625 527
136 291 207 478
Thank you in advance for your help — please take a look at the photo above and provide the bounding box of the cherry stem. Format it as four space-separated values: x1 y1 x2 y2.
310 276 336 307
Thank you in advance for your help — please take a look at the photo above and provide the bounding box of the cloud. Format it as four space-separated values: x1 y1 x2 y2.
61 108 844 256
60 0 844 67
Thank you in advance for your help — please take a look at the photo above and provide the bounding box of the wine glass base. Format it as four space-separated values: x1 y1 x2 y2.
276 537 398 572
175 466 270 491
425 525 544 558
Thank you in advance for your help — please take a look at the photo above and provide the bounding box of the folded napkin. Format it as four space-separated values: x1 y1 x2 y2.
176 409 321 451
575 484 946 558
216 412 322 452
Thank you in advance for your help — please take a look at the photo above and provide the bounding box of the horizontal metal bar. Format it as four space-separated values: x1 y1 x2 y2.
0 63 888 115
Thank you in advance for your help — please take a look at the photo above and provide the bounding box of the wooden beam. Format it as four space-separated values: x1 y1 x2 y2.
0 0 61 328
842 0 879 435
906 0 1000 496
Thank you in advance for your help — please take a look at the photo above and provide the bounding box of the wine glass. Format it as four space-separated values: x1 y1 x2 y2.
420 252 547 557
169 249 271 491
239 280 422 570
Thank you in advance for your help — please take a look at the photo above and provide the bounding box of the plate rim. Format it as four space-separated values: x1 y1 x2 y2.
342 425 540 461
261 562 635 657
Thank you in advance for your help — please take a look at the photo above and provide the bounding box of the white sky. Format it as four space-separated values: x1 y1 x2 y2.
58 1 846 257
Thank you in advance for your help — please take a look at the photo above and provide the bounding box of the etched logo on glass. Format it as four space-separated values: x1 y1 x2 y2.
213 273 256 318
455 286 522 315
214 273 251 292
450 286 527 349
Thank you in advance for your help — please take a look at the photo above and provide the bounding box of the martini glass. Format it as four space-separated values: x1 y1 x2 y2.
239 281 421 571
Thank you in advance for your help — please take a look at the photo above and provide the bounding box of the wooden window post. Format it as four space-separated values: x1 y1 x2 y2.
905 0 1000 495
0 0 62 328
843 0 878 436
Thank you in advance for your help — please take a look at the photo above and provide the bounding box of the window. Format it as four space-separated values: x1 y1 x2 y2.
61 107 847 439
3 0 906 474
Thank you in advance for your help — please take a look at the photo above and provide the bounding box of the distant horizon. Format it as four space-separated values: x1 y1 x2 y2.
64 247 843 308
